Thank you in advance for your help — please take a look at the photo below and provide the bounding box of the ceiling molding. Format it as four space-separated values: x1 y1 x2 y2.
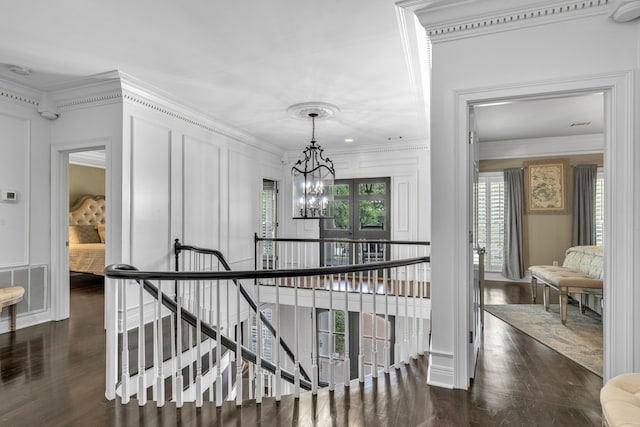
0 79 42 108
284 141 429 164
69 151 106 168
412 0 613 43
479 133 603 160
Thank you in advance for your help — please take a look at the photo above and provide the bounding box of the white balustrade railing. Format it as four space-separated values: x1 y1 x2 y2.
104 237 430 409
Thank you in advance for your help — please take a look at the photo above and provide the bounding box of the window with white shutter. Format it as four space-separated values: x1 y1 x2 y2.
477 172 505 272
595 168 604 246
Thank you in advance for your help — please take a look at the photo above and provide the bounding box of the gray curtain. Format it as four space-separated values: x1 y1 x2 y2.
572 164 597 246
502 168 525 279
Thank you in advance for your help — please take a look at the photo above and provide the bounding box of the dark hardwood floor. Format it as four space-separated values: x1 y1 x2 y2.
0 277 602 426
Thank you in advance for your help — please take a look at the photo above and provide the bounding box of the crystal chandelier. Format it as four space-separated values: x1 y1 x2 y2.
291 112 335 219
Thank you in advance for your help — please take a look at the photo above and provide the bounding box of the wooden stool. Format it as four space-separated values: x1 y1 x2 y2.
0 286 25 331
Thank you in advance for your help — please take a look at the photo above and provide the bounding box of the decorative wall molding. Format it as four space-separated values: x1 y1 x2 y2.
0 80 40 107
56 91 122 110
284 141 429 165
412 0 612 42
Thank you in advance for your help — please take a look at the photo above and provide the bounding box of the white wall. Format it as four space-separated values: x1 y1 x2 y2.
281 143 431 244
0 82 51 330
412 0 640 388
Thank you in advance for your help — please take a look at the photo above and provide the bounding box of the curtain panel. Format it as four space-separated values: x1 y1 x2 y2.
572 164 597 246
502 168 525 280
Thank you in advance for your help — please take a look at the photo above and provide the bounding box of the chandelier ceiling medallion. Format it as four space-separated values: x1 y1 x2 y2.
288 102 338 219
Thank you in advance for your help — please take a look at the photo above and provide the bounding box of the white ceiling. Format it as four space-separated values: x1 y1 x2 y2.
0 1 428 153
0 2 605 153
473 93 604 143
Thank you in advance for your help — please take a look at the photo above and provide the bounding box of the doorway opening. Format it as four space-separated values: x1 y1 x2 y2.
468 90 605 379
320 177 391 266
67 150 107 310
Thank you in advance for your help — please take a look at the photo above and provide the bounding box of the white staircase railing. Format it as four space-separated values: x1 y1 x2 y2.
105 237 430 409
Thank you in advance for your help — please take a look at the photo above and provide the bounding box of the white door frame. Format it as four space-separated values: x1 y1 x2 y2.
453 71 634 386
50 138 111 321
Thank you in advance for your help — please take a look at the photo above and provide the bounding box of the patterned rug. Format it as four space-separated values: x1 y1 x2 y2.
484 303 603 377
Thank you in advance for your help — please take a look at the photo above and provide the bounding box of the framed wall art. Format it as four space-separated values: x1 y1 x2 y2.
524 158 569 214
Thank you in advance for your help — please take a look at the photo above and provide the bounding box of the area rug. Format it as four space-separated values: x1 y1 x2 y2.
484 303 603 377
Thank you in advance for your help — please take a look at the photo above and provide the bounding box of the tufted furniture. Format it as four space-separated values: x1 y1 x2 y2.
68 195 106 276
0 286 25 331
69 194 105 226
601 373 640 426
528 246 603 324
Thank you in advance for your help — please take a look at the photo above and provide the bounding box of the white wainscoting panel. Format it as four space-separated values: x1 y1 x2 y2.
0 113 30 268
130 117 172 271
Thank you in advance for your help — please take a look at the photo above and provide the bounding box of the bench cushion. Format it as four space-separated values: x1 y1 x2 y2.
0 286 25 309
528 265 603 289
601 373 640 427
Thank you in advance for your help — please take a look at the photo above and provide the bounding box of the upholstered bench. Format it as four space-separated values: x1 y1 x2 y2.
0 286 25 331
601 373 640 427
528 246 603 325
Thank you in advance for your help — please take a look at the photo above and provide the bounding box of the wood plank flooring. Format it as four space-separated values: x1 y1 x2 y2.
0 277 602 426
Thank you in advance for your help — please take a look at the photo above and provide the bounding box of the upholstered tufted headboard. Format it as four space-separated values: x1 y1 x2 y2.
69 195 106 226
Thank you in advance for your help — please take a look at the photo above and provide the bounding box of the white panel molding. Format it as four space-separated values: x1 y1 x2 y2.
427 350 455 389
0 113 30 268
395 180 411 233
411 0 613 43
129 116 172 270
479 133 604 160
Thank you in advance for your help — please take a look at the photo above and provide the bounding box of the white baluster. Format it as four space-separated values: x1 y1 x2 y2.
256 251 263 404
344 269 350 387
329 273 335 391
358 268 364 383
384 268 390 374
137 277 146 406
412 259 418 360
176 282 184 408
195 278 203 407
294 274 300 398
404 265 410 365
275 246 282 401
394 264 401 370
371 269 378 378
311 272 318 394
215 280 222 407
121 279 130 404
156 280 165 407
236 272 243 406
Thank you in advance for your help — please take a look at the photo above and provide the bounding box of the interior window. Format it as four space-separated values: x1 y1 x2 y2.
477 172 505 272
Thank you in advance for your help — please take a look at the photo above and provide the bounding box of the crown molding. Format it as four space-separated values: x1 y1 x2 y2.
284 140 429 164
0 78 42 108
408 0 614 43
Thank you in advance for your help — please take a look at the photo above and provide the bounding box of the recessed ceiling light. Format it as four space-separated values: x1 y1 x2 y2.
7 65 31 76
344 138 353 143
570 121 591 127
